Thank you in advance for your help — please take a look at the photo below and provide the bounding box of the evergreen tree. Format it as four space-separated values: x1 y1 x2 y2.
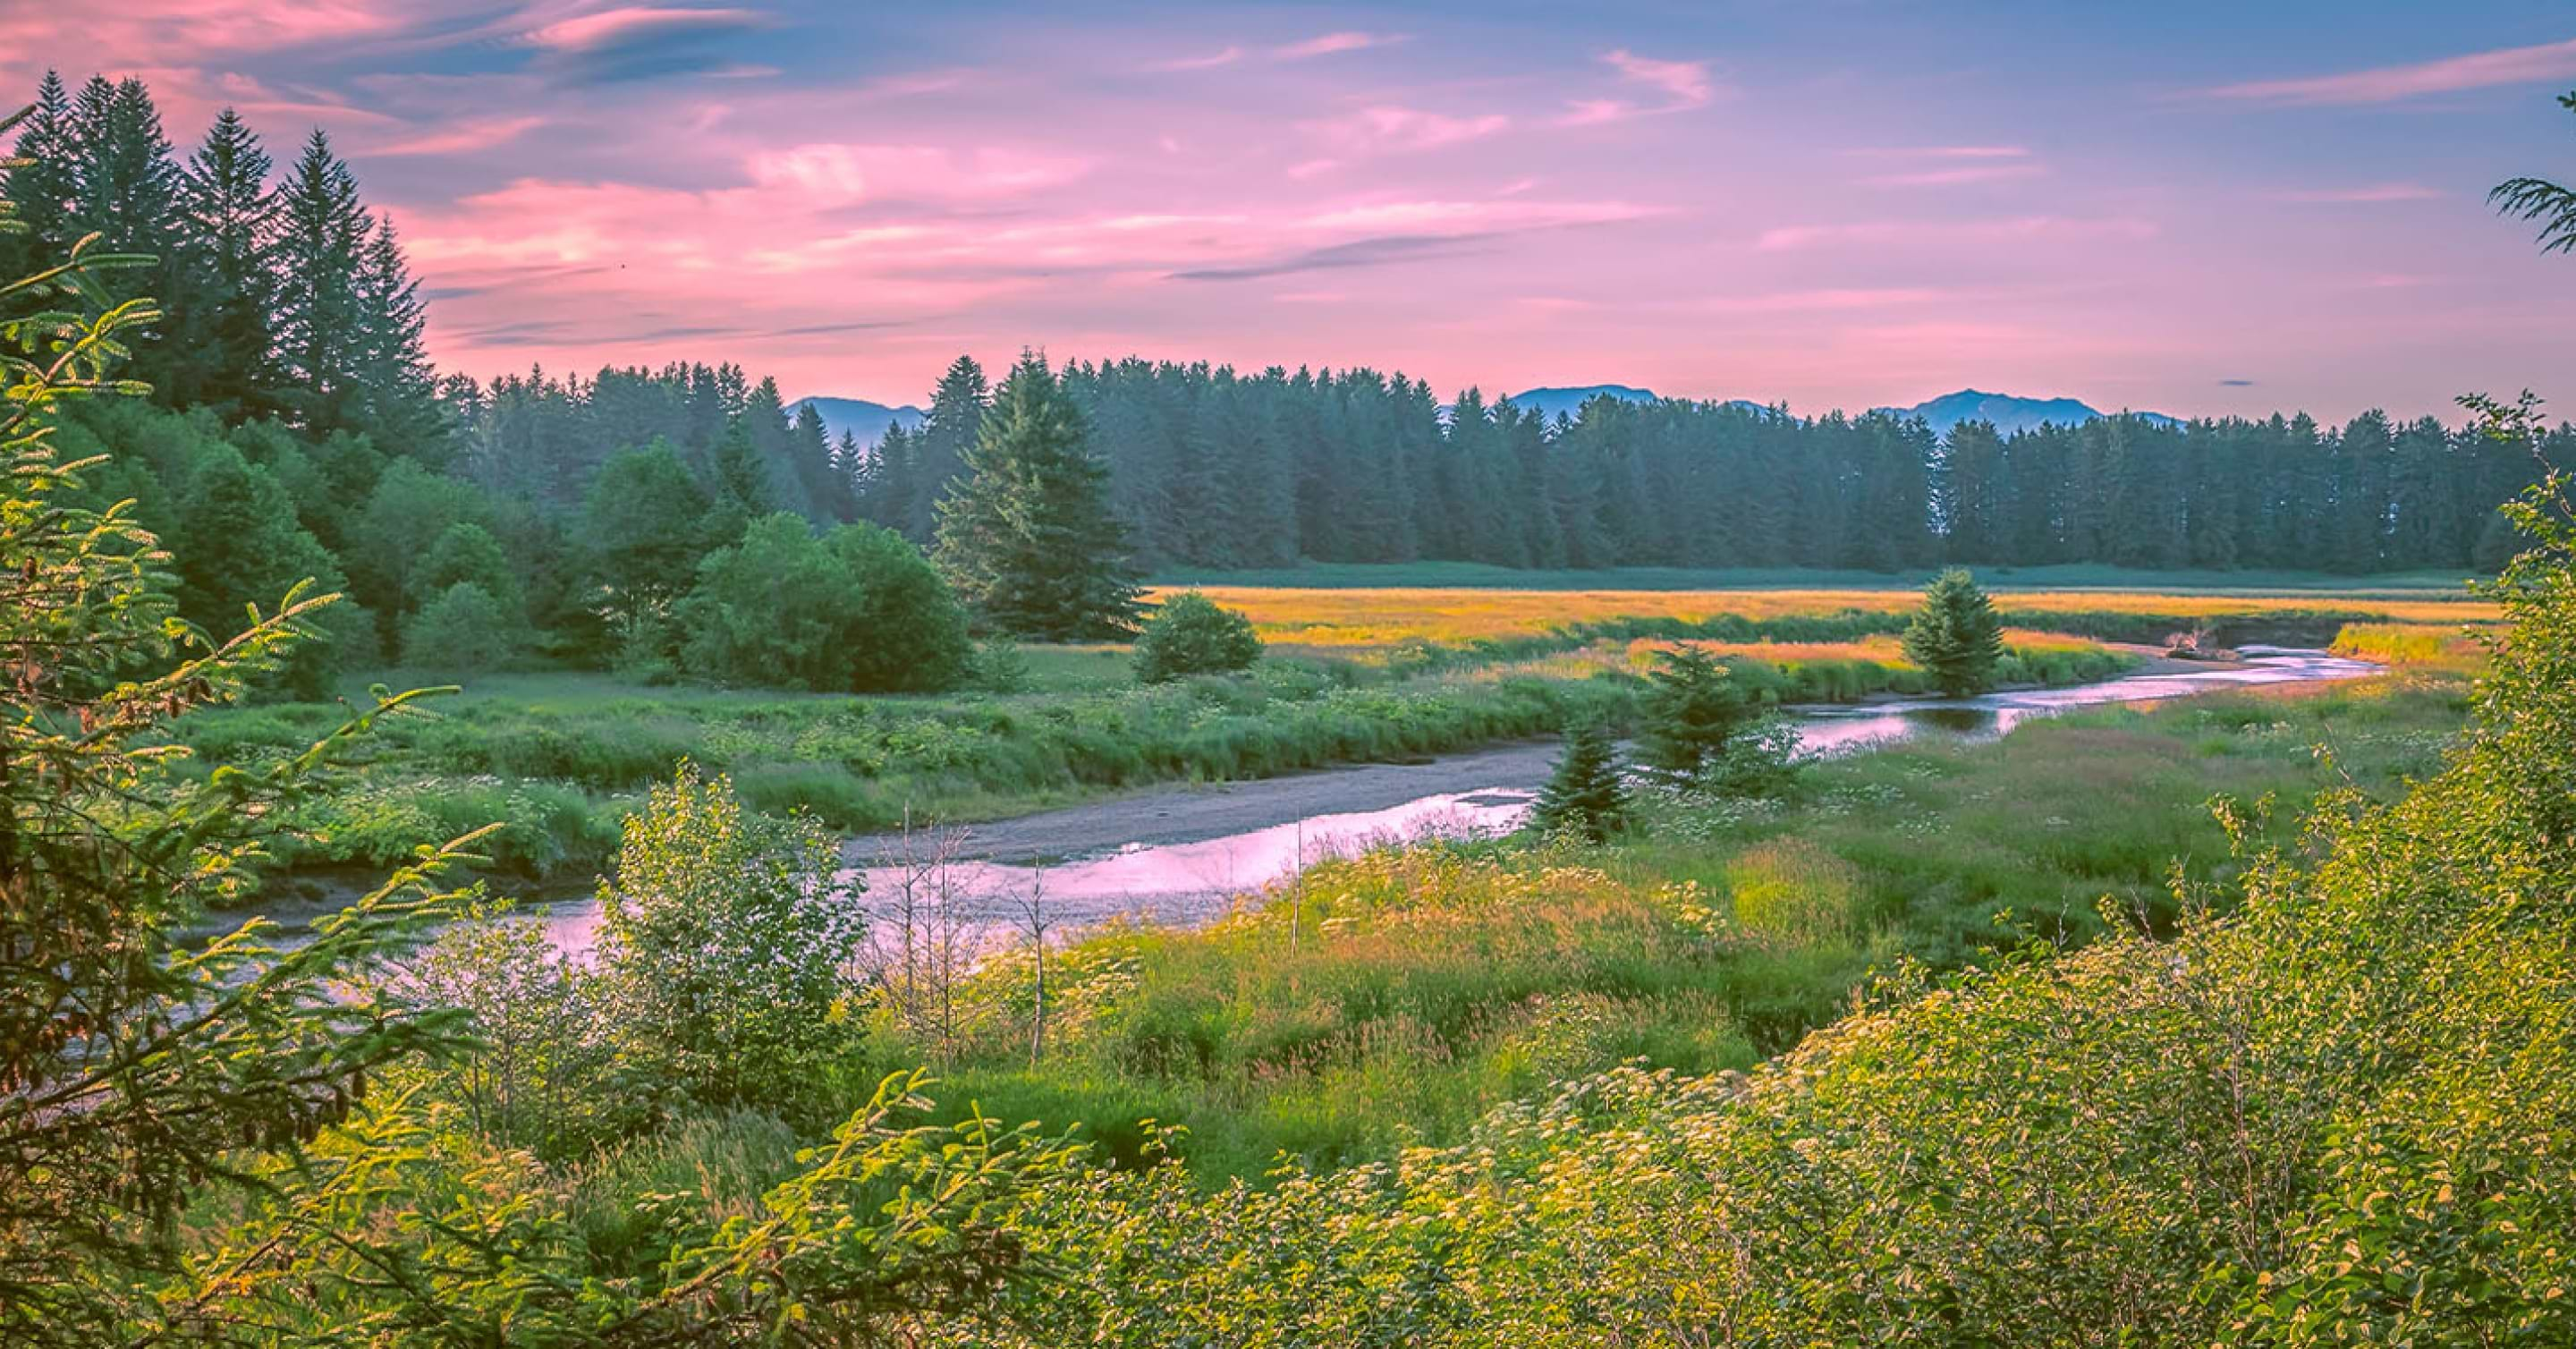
1531 720 1630 843
910 355 989 539
701 417 772 549
1902 567 2008 696
935 352 1140 640
1637 646 1761 789
175 108 279 417
270 130 367 432
349 211 443 455
0 72 77 281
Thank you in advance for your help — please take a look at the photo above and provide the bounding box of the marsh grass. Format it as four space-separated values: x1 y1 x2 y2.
886 674 2470 1182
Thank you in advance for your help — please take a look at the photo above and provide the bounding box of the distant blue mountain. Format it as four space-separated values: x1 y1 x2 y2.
792 395 924 450
1884 388 2180 439
1497 385 1657 422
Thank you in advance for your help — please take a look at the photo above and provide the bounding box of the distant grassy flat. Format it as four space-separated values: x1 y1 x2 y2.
1167 582 2496 655
1153 561 2489 596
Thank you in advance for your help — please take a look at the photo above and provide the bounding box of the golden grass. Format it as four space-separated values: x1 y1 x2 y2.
1166 585 2496 653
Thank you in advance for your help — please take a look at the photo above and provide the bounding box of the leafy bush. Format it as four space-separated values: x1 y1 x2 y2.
1133 590 1262 683
401 581 521 673
594 765 869 1116
678 513 971 692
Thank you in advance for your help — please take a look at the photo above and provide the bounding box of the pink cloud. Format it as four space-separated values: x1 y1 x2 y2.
745 144 1092 203
1296 198 1660 233
2199 36 2576 106
1304 106 1512 155
1555 99 1632 127
1149 47 1243 72
1275 31 1402 60
1853 145 2032 159
1862 163 2046 188
1699 287 1958 314
1758 216 2155 250
2270 182 2445 203
0 0 397 64
363 115 544 157
518 6 765 53
1603 49 1716 108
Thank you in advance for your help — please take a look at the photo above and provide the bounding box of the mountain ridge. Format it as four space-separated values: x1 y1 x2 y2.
791 395 925 450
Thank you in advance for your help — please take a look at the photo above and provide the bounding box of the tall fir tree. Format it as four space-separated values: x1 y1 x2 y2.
175 108 279 418
0 72 77 284
935 352 1140 640
270 130 368 433
1902 567 2008 696
350 212 443 456
909 355 989 540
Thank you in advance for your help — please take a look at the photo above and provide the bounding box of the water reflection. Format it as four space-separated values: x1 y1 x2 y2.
293 649 2387 962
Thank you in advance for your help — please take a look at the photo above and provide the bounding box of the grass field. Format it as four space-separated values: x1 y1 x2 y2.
1174 582 2496 658
1155 561 2492 595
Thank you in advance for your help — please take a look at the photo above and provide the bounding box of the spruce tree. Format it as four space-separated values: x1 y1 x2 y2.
271 130 367 431
935 352 1140 640
0 72 77 280
176 108 279 418
1532 720 1629 843
1902 567 2008 696
351 212 443 455
911 354 989 539
1638 646 1758 788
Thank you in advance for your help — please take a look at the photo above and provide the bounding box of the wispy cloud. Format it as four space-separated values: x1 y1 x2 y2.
1852 145 2032 160
1560 48 1718 125
1699 287 1957 314
1149 46 1243 72
745 144 1092 203
2199 36 2576 106
518 6 766 53
1758 216 2155 250
1604 49 1715 107
364 115 544 157
2270 182 2444 203
1172 233 1490 282
1304 105 1513 155
1862 163 2045 188
1275 31 1402 60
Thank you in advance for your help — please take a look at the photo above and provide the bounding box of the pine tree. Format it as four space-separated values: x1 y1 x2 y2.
0 72 78 282
1532 720 1629 843
270 130 368 431
935 352 1140 640
1637 646 1758 788
350 212 443 455
1902 567 2008 696
175 108 279 418
910 355 988 539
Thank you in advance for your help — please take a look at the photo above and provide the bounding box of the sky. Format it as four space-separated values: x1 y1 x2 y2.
11 0 2576 420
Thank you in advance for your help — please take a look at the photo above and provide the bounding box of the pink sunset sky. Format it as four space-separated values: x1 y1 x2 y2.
10 0 2576 419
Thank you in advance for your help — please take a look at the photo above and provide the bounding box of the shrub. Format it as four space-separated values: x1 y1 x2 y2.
593 765 869 1116
401 581 521 673
1133 590 1262 683
678 513 970 692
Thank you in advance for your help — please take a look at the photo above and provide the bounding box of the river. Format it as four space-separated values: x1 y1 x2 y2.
444 646 2369 961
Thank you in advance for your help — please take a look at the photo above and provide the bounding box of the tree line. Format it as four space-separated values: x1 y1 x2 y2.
13 67 2568 705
